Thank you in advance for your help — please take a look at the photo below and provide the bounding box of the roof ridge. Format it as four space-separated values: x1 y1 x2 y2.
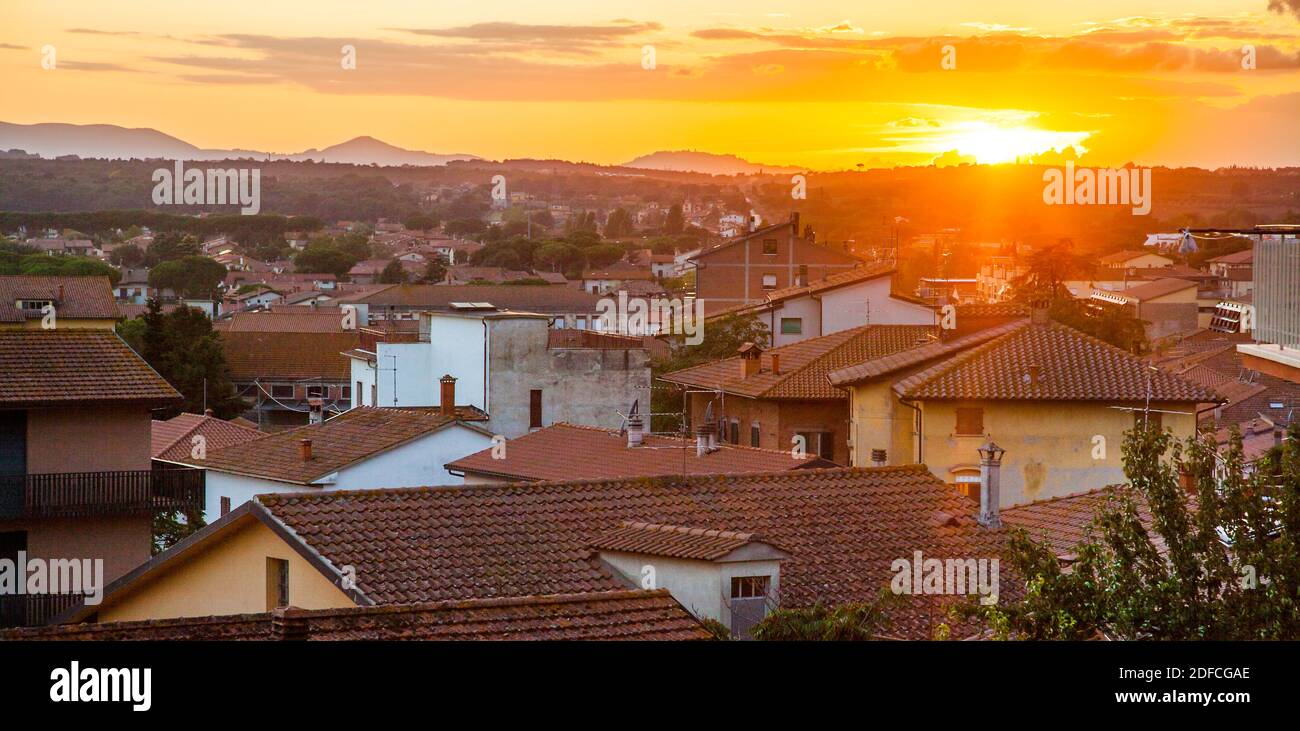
256 463 932 504
893 320 1031 396
619 520 757 542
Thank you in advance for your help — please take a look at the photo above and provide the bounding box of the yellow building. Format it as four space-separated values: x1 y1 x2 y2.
829 312 1221 507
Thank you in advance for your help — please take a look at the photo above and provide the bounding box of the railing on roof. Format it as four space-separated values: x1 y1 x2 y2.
0 593 84 629
547 329 644 350
0 467 205 521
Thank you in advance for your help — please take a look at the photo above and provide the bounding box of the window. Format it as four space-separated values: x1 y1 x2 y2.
305 385 325 399
18 299 52 311
1134 411 1163 431
955 407 984 436
762 274 778 290
729 419 739 444
780 317 802 335
762 238 778 255
795 431 836 460
270 384 295 399
341 385 351 401
530 389 543 428
266 558 289 610
750 422 761 447
731 576 770 599
220 496 231 516
575 317 587 330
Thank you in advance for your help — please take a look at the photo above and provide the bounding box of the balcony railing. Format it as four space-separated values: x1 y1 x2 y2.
0 593 85 629
0 468 205 521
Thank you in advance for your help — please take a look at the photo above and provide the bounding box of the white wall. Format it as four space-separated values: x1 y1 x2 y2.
201 425 493 522
820 277 934 334
600 551 782 628
768 297 822 347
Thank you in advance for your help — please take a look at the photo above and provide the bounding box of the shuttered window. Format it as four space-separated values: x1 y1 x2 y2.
955 407 984 436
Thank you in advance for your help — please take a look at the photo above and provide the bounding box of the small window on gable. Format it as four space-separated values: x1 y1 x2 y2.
955 407 984 436
762 239 778 255
762 274 778 290
266 558 289 610
780 317 802 334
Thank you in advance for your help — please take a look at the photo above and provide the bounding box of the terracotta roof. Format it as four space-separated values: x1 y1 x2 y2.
1099 250 1165 265
190 406 476 484
827 320 1027 387
219 331 358 381
663 324 937 399
446 422 835 481
1112 278 1197 301
151 412 263 462
7 590 709 641
255 465 1013 639
219 311 347 333
589 521 772 561
1002 487 1169 557
0 330 180 407
1209 249 1252 265
334 284 601 313
894 321 1220 402
582 267 655 280
0 275 120 322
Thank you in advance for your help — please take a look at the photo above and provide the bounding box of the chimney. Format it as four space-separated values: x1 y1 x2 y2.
57 284 64 301
695 423 714 457
308 398 324 425
1028 364 1041 388
626 400 644 448
771 353 781 375
204 408 214 417
272 606 309 641
1030 297 1050 325
789 211 800 236
738 342 762 379
439 374 457 418
299 439 313 461
870 448 887 467
977 441 1004 528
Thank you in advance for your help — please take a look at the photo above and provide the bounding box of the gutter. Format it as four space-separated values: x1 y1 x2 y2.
898 395 924 463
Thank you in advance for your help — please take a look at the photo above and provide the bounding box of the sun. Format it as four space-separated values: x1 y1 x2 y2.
944 122 1090 165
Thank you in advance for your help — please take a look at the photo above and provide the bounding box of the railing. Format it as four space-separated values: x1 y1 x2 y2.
0 593 85 629
0 468 205 521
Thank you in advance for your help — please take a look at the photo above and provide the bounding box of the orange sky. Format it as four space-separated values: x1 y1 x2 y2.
2 1 1298 169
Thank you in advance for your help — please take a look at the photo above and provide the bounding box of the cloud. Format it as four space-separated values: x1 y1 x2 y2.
1269 0 1300 20
0 43 27 50
58 60 136 72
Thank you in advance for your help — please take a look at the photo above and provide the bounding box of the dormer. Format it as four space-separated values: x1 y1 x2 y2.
590 521 790 638
737 342 763 379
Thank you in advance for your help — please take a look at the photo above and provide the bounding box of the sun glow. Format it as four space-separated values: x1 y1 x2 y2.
942 122 1091 164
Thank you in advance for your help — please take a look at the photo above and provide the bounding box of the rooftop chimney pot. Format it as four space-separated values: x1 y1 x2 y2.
977 441 1005 528
299 439 313 461
870 448 887 467
439 375 457 418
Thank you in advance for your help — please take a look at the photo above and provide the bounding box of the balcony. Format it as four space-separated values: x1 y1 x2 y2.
0 593 85 629
0 468 205 521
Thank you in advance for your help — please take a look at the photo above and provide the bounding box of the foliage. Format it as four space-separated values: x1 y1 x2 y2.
422 257 447 283
294 242 359 279
663 203 685 234
378 258 407 284
128 299 245 419
972 421 1300 640
148 255 227 298
751 592 898 641
649 312 770 433
153 509 206 555
1010 240 1148 352
403 214 438 231
698 617 731 641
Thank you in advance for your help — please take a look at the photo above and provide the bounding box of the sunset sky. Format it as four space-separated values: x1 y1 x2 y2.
3 0 1298 169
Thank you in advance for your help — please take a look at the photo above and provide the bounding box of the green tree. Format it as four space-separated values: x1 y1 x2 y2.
132 298 244 420
650 312 770 433
294 243 358 279
109 243 146 268
582 244 624 270
604 207 634 238
144 231 200 266
422 257 447 283
378 258 407 284
148 255 227 299
972 421 1300 640
751 592 898 640
403 214 439 232
664 204 685 234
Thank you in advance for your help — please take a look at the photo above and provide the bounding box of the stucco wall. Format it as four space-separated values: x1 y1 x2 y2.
201 426 492 522
600 551 781 627
915 399 1198 507
26 406 152 473
819 277 935 334
2 515 152 584
487 318 651 439
97 516 355 622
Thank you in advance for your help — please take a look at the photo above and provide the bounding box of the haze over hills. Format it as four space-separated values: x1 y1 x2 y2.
622 150 805 176
0 122 479 166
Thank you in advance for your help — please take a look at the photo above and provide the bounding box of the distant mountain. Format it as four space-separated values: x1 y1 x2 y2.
623 150 803 175
0 122 479 167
